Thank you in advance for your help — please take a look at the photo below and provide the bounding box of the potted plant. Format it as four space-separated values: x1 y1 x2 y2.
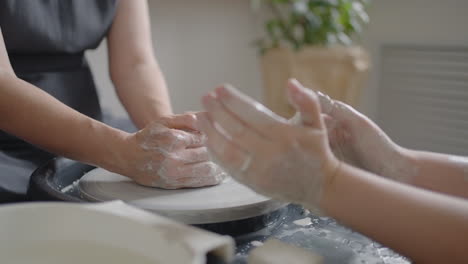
252 0 371 117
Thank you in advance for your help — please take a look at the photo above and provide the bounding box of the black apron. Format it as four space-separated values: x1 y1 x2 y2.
0 0 119 202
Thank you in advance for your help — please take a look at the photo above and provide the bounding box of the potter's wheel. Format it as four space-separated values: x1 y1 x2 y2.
79 168 285 224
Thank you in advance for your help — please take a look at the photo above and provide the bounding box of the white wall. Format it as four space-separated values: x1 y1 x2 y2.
88 0 468 121
87 0 263 118
362 0 468 120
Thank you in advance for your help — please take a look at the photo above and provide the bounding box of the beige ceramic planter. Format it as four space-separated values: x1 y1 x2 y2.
261 46 370 118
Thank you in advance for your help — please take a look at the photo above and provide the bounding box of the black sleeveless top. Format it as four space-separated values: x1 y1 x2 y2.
0 0 119 201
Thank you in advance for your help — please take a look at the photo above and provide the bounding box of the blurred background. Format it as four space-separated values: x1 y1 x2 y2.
87 0 468 156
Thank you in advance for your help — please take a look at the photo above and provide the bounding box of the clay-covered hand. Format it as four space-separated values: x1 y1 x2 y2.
198 82 340 207
290 80 412 182
120 113 227 189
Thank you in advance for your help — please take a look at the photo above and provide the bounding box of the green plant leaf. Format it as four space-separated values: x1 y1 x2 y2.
337 31 352 45
255 0 371 53
265 19 282 47
352 1 369 23
271 0 292 4
308 0 334 8
293 0 309 14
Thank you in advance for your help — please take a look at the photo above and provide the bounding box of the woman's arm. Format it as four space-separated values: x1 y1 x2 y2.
397 150 468 199
0 28 127 171
200 79 468 264
0 28 221 189
0 71 128 171
107 0 172 129
321 162 468 264
313 90 468 199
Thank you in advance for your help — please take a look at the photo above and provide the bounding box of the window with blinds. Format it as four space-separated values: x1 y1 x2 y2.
378 45 468 156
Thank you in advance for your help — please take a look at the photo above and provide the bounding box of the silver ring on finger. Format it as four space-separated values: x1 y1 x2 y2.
240 153 253 173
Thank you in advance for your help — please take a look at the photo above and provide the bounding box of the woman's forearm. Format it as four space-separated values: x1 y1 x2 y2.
111 62 173 129
107 0 173 129
0 72 129 171
400 149 468 198
320 162 468 264
361 143 468 199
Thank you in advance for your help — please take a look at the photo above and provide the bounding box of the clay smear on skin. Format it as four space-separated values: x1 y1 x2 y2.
138 124 225 188
319 91 420 183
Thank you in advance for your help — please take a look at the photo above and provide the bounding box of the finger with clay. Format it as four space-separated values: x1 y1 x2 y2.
120 113 227 189
288 80 415 183
199 83 340 209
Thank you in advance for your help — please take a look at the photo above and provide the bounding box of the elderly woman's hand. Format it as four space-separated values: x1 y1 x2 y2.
198 80 340 207
118 113 227 189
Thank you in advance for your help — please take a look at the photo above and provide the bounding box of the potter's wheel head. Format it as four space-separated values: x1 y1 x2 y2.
79 168 286 224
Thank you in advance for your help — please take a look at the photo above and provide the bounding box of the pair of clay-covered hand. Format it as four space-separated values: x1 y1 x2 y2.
197 79 406 207
118 114 227 189
119 79 404 195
